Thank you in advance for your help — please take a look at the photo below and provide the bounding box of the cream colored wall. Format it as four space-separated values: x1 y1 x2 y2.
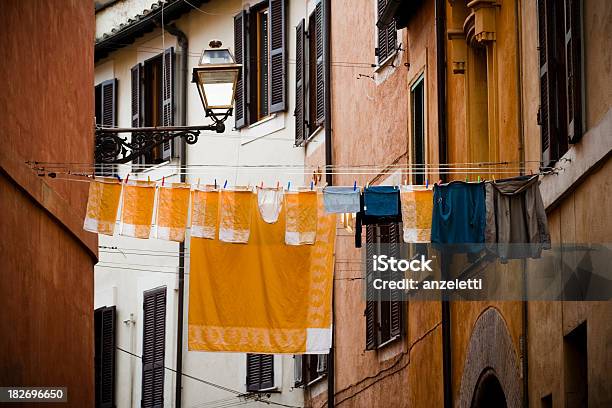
94 1 309 407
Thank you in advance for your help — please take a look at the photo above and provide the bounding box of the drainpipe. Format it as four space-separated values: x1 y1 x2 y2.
165 23 188 408
434 1 451 408
323 1 334 407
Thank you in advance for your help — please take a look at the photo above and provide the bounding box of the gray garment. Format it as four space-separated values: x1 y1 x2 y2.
485 175 551 260
323 186 361 213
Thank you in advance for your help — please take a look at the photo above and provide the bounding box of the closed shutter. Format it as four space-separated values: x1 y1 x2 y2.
537 0 556 167
142 287 166 408
98 79 117 176
269 0 286 113
161 48 174 160
234 11 248 129
564 0 582 143
295 19 306 145
376 0 397 64
95 306 116 408
365 224 377 350
246 354 274 391
388 223 402 338
314 1 325 125
131 63 144 165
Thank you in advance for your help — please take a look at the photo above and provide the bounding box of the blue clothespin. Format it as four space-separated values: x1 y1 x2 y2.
223 180 228 189
310 180 314 190
115 175 122 182
287 181 291 191
353 181 357 191
426 179 429 188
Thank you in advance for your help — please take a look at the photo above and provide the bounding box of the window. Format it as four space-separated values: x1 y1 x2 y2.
376 0 397 65
131 48 175 166
365 223 404 350
564 321 587 407
294 1 325 145
142 287 167 408
411 77 425 185
246 354 274 391
94 79 117 176
537 0 582 166
94 306 116 408
294 354 327 387
234 0 287 129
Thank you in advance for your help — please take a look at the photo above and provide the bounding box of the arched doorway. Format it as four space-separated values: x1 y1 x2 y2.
471 369 508 408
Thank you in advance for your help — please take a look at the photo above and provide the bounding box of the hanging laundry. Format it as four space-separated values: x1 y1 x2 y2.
120 180 156 239
363 186 400 217
485 175 551 260
155 183 191 242
400 185 433 243
188 195 335 354
218 189 254 243
431 181 486 248
256 186 284 223
285 190 318 245
83 177 122 236
191 185 219 239
323 186 360 214
355 187 402 247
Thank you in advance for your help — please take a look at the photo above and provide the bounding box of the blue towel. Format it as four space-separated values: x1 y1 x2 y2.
363 186 400 217
431 182 486 246
323 186 361 213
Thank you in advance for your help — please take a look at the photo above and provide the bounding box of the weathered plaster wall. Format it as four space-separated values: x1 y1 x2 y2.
0 0 96 406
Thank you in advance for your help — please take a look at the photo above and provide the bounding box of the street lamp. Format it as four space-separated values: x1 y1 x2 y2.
95 41 242 164
192 43 241 133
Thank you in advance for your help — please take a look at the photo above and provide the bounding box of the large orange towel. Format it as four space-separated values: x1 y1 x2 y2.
191 185 219 239
155 183 191 242
83 177 122 236
285 190 318 245
120 180 156 239
218 189 254 243
399 185 433 243
188 194 335 354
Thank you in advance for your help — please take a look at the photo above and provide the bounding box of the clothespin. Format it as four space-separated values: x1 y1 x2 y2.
426 179 429 188
147 176 150 183
162 176 165 187
310 180 314 190
437 179 442 185
214 179 217 189
196 178 200 188
492 174 496 182
287 181 291 191
260 181 264 189
465 175 469 182
223 180 228 189
276 181 280 189
530 169 533 175
477 176 481 183
116 175 122 182
353 181 357 191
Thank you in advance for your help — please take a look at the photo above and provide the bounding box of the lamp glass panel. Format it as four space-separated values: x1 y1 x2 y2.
200 49 233 65
197 70 237 108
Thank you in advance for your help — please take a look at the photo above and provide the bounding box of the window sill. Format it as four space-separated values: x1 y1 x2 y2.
374 50 398 74
306 373 327 387
377 334 401 350
248 386 280 393
305 125 324 145
247 113 277 129
131 159 171 174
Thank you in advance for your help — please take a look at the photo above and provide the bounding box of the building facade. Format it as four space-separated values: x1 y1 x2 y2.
93 0 324 406
0 0 97 406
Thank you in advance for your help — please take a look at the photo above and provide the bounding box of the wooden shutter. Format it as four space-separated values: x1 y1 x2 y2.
142 287 166 408
537 0 556 167
269 0 286 113
365 224 377 350
100 79 117 128
95 306 116 408
388 223 402 338
314 1 325 125
246 354 274 391
131 63 144 165
564 0 582 143
161 48 174 160
234 11 248 129
295 19 306 145
376 0 397 64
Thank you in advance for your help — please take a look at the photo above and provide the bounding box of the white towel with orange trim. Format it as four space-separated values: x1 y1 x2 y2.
120 180 156 239
285 190 318 245
399 185 433 243
155 183 191 242
218 189 254 243
190 185 219 239
83 177 122 236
